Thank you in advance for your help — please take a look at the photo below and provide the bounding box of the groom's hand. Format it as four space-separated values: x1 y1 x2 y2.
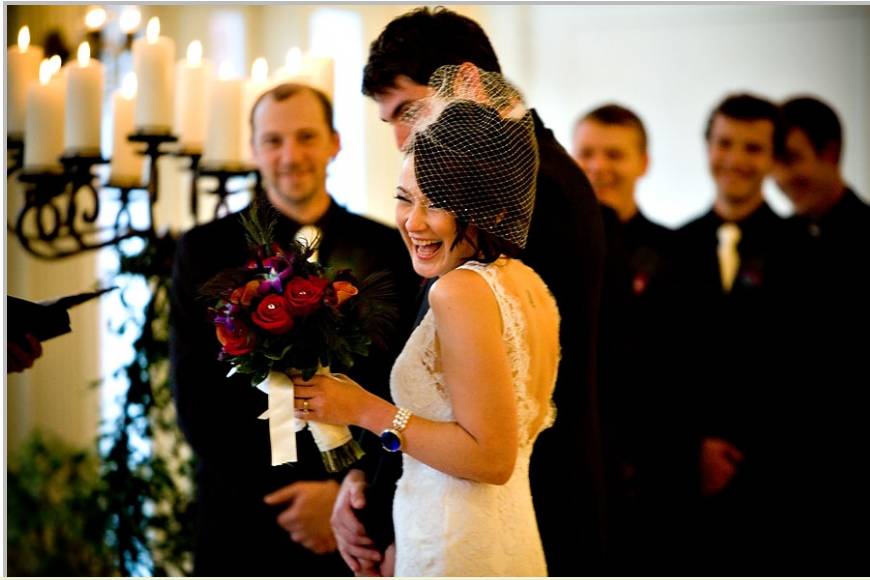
332 469 383 573
264 480 339 554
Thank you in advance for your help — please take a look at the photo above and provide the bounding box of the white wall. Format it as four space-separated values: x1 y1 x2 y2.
485 5 870 228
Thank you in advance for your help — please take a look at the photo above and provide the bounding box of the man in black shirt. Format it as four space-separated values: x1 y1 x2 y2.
669 93 787 573
764 96 870 571
572 104 673 570
169 83 417 575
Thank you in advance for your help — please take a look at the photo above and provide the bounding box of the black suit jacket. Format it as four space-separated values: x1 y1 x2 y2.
169 197 417 576
599 208 674 464
661 202 789 571
524 111 606 574
762 188 870 569
673 203 787 455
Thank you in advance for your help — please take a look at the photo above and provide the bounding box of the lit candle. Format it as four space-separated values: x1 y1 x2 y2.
300 55 335 100
271 48 334 100
174 40 213 152
7 26 45 136
84 6 107 58
120 8 141 35
273 47 303 84
120 8 141 50
64 41 104 155
242 57 270 162
132 17 176 132
110 73 143 186
24 58 65 170
203 62 245 167
85 7 107 30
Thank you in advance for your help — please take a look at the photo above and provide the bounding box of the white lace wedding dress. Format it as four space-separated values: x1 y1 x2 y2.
390 260 558 576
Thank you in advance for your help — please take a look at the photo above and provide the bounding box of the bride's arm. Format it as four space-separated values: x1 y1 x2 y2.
294 268 518 485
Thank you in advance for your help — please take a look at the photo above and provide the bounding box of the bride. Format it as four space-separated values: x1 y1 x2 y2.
291 64 560 576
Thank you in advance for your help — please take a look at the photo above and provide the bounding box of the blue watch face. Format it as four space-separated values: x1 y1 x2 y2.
380 430 402 453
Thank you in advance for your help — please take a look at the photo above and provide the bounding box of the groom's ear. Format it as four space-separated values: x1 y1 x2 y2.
452 62 487 105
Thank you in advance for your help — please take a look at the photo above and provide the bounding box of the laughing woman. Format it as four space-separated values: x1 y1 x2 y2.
291 64 560 577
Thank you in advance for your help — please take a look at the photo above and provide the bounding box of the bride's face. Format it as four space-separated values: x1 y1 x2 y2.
395 157 477 279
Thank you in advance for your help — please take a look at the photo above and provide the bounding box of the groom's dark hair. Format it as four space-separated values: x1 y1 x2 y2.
362 7 502 96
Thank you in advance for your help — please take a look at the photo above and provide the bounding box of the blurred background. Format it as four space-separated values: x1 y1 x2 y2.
5 3 870 575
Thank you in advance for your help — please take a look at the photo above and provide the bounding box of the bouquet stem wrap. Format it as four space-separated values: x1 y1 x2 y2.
257 368 364 472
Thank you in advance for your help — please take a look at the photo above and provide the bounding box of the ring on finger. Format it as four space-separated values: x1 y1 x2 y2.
302 399 310 413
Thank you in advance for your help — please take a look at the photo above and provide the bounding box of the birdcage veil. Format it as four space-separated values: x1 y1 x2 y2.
402 63 538 249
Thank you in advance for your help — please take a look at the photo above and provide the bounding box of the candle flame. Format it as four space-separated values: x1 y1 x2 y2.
77 41 91 66
85 7 107 30
120 8 141 34
187 40 203 66
48 55 62 76
252 57 268 83
18 26 30 53
39 59 53 85
285 47 302 74
121 72 138 100
218 60 232 80
146 16 160 44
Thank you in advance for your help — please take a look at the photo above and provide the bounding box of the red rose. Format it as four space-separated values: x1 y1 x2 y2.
230 280 261 307
284 276 329 316
216 320 255 356
333 280 359 306
251 294 295 334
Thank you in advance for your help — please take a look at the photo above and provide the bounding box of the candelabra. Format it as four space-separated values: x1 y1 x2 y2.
8 132 259 260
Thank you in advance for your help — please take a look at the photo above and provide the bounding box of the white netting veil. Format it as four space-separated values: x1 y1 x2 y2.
402 63 538 249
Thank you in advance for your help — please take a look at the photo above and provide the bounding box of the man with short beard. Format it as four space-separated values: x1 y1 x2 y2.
169 83 417 576
668 93 788 573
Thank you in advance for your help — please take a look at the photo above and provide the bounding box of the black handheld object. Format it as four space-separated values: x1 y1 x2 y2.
7 288 116 342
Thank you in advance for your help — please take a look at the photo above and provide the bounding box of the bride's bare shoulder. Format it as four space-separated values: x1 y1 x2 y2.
429 267 495 312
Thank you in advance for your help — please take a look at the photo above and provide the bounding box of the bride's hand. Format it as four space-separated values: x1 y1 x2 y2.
293 373 383 428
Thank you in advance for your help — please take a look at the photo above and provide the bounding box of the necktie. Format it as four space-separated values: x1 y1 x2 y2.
717 222 742 293
295 225 322 263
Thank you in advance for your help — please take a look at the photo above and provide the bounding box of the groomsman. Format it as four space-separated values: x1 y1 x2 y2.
764 96 870 571
571 104 673 570
169 83 416 576
668 93 787 573
331 7 607 576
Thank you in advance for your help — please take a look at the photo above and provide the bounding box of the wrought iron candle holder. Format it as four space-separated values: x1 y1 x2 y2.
197 162 259 219
9 129 261 260
7 136 24 177
174 148 203 221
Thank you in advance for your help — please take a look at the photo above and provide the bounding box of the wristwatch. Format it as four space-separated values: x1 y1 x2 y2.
380 407 412 453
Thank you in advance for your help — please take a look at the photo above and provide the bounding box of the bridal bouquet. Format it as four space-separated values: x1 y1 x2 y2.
205 203 396 472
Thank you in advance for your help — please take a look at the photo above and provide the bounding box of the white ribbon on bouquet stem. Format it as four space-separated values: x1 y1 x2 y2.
256 367 352 467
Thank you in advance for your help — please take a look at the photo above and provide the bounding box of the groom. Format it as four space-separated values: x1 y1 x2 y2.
332 7 607 576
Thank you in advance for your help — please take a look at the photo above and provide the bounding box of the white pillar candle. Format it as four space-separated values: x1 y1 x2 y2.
24 59 64 170
301 55 335 100
64 42 104 155
272 46 303 85
7 26 44 136
241 57 270 163
203 63 245 167
110 73 143 185
132 17 175 132
174 40 213 152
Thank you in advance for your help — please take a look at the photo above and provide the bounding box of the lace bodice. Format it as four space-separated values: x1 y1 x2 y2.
390 259 558 576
